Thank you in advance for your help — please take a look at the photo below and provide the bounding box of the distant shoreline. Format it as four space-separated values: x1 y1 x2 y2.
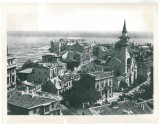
7 31 153 38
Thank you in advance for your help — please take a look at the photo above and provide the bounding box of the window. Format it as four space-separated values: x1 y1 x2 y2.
45 106 49 112
96 84 99 89
45 72 47 75
12 75 15 82
7 77 9 85
39 72 41 74
109 81 112 86
33 108 36 114
52 103 55 109
101 83 104 88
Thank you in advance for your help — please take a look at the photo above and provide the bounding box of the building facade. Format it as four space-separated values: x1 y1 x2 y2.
27 64 57 83
49 39 67 54
7 54 17 92
89 71 114 100
42 53 61 63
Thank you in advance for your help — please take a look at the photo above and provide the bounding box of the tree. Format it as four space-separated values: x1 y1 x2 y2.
119 80 128 90
133 67 153 100
133 75 146 87
67 61 79 71
62 74 101 108
21 59 39 70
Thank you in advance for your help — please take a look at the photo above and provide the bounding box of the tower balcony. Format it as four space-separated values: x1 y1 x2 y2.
7 64 17 69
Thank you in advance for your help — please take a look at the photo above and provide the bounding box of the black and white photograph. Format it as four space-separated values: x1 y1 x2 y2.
1 1 158 123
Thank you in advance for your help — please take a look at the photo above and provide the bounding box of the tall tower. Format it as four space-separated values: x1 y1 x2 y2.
114 20 131 74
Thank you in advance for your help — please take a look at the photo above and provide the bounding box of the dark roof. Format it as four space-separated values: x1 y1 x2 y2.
63 50 82 62
8 91 56 109
66 51 76 62
138 61 153 69
16 84 35 91
18 68 33 74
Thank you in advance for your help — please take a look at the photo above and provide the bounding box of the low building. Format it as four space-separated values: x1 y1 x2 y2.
42 74 73 95
17 68 33 81
27 64 57 83
8 90 62 115
16 81 42 93
89 71 114 100
7 53 17 92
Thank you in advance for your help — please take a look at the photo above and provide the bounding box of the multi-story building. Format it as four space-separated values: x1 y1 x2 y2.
89 71 114 100
93 45 111 59
71 41 92 65
42 53 61 63
8 90 62 115
42 75 73 95
49 39 67 54
7 53 17 92
49 38 92 66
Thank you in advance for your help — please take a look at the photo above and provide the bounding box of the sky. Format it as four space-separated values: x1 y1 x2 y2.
6 3 156 32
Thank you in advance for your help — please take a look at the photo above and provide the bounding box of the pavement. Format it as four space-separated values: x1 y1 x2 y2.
107 92 123 103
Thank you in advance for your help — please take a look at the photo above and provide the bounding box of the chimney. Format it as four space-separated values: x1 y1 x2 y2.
21 91 25 95
140 104 145 110
102 68 104 72
31 90 35 97
26 87 29 94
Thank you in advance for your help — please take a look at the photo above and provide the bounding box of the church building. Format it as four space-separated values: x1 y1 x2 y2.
109 20 137 90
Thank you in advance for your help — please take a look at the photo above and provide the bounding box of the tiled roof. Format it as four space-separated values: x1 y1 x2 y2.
89 100 153 115
130 102 152 114
59 74 72 82
43 52 59 57
89 105 127 115
8 91 56 109
118 100 137 111
90 71 113 80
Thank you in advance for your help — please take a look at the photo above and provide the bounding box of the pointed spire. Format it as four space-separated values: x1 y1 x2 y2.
122 19 127 33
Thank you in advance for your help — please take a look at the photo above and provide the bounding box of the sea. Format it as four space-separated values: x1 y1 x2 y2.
7 32 153 69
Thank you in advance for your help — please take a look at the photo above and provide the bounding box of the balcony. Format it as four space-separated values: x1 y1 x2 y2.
7 54 15 60
7 64 17 69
